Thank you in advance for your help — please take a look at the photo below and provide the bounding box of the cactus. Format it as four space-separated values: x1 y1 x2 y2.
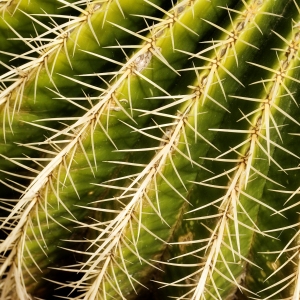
1 0 300 299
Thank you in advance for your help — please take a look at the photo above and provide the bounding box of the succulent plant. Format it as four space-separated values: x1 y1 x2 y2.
1 0 300 299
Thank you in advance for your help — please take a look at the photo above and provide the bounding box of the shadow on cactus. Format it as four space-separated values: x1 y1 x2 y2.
1 0 300 299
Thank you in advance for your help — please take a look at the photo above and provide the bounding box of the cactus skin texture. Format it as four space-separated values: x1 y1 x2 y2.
2 0 300 299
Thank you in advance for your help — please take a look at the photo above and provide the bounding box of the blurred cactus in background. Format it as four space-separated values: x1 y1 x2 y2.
1 0 300 299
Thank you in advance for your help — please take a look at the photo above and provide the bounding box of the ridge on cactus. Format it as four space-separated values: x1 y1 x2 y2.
1 0 300 299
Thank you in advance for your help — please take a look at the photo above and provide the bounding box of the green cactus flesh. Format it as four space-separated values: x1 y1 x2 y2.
1 0 300 299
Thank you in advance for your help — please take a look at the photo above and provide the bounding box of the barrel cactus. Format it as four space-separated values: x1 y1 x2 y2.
1 0 300 299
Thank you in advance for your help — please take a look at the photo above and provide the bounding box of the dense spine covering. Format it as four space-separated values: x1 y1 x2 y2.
1 0 300 299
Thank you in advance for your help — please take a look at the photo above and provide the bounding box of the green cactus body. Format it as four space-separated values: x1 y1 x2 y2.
0 0 81 71
138 1 299 299
0 0 238 298
0 0 166 196
1 0 300 299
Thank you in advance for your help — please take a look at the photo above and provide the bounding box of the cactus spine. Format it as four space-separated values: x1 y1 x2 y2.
1 0 300 299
